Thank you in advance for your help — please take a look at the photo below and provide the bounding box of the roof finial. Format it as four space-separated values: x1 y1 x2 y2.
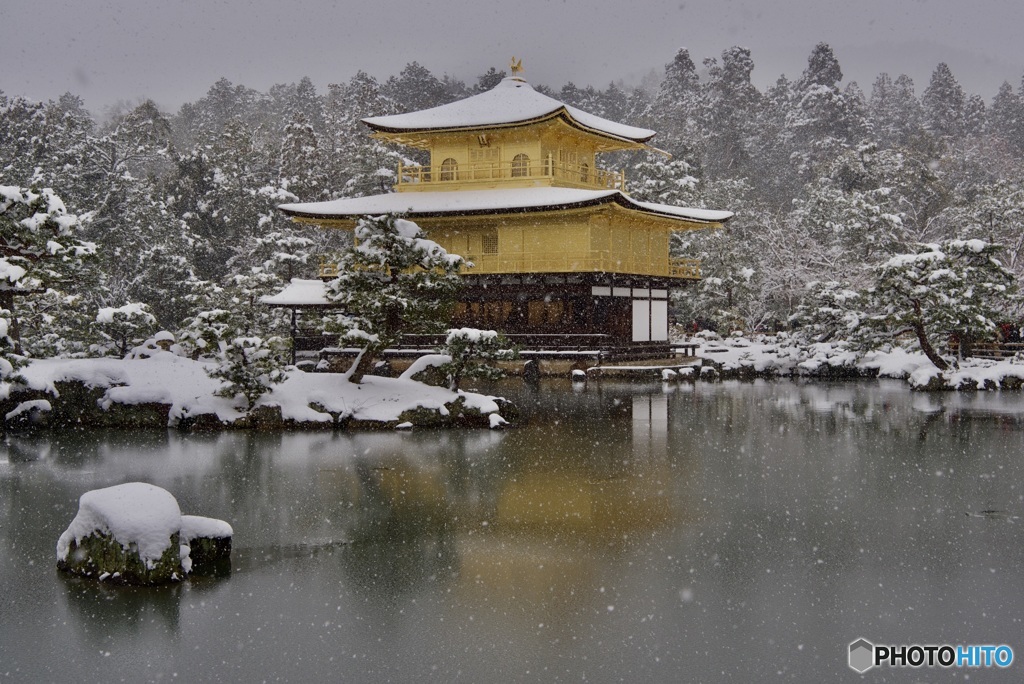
510 57 524 79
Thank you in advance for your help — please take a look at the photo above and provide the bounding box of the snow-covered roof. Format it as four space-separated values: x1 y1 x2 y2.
279 188 733 224
363 77 655 144
260 278 334 307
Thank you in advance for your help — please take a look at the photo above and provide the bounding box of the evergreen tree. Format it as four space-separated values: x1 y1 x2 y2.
437 328 516 391
91 303 159 357
869 73 925 149
787 43 863 175
922 63 966 138
964 94 987 137
324 215 464 383
474 67 506 93
279 113 326 200
180 307 289 410
383 62 454 113
858 240 1016 368
701 46 761 177
988 82 1023 151
0 185 96 352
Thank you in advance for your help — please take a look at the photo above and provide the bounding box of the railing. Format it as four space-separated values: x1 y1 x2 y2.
947 341 1024 360
319 257 339 279
397 159 625 191
401 333 619 351
669 258 701 279
319 254 703 280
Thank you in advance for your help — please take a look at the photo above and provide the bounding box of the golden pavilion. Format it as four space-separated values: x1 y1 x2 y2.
277 62 732 358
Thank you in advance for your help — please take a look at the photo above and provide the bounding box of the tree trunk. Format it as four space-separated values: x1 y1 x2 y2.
913 320 949 371
347 345 378 384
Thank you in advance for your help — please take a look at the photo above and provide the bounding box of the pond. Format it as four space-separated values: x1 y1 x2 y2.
2 379 1023 681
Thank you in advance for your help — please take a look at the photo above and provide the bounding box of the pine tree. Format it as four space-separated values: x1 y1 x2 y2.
0 185 96 352
437 328 516 391
180 307 289 410
787 43 863 174
91 303 159 357
279 114 326 200
858 240 1017 368
324 215 464 383
383 62 454 113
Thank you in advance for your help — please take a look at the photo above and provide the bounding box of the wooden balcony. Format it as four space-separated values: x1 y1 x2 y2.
319 254 702 280
396 159 625 191
456 254 699 279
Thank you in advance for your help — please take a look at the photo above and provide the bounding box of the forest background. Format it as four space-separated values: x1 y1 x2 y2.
2 43 1023 359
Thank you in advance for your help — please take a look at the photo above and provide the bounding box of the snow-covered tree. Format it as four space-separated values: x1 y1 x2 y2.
474 67 506 93
701 46 761 177
0 185 96 351
437 328 516 391
922 63 966 139
786 43 866 175
789 281 864 343
324 215 464 383
17 290 92 358
857 240 1017 369
180 307 289 409
383 62 454 114
91 302 158 357
988 81 1024 152
870 73 925 149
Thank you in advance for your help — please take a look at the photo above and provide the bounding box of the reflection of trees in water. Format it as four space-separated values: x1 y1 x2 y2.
666 378 1024 631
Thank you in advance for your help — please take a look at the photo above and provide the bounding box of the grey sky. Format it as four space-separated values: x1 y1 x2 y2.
2 0 1022 114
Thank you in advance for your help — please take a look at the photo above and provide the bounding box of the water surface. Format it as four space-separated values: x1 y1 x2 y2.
2 379 1023 681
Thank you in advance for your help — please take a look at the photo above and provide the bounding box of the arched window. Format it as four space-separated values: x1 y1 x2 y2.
440 158 458 181
511 153 530 177
579 163 590 183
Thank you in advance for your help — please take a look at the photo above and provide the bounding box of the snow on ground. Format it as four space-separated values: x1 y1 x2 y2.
690 332 1024 390
17 350 506 427
20 354 243 424
268 369 502 423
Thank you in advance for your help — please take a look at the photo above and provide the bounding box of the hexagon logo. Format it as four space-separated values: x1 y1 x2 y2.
849 638 875 673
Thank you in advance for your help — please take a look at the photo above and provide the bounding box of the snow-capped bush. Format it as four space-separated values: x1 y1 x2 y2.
436 327 517 391
91 302 159 358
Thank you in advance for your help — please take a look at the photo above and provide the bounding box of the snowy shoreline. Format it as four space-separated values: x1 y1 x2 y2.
3 352 511 431
689 333 1024 391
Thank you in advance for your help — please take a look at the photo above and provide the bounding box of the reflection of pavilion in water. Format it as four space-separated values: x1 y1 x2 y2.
306 389 690 624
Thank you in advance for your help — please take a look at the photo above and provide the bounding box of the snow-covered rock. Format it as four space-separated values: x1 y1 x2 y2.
56 483 233 584
57 483 187 585
180 514 233 576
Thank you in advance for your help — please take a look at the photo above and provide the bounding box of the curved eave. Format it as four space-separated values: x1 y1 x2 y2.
279 192 732 227
365 107 654 150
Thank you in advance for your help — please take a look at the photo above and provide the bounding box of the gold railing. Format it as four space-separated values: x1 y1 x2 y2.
459 253 701 279
670 258 701 279
319 257 339 279
319 255 701 279
397 159 625 191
